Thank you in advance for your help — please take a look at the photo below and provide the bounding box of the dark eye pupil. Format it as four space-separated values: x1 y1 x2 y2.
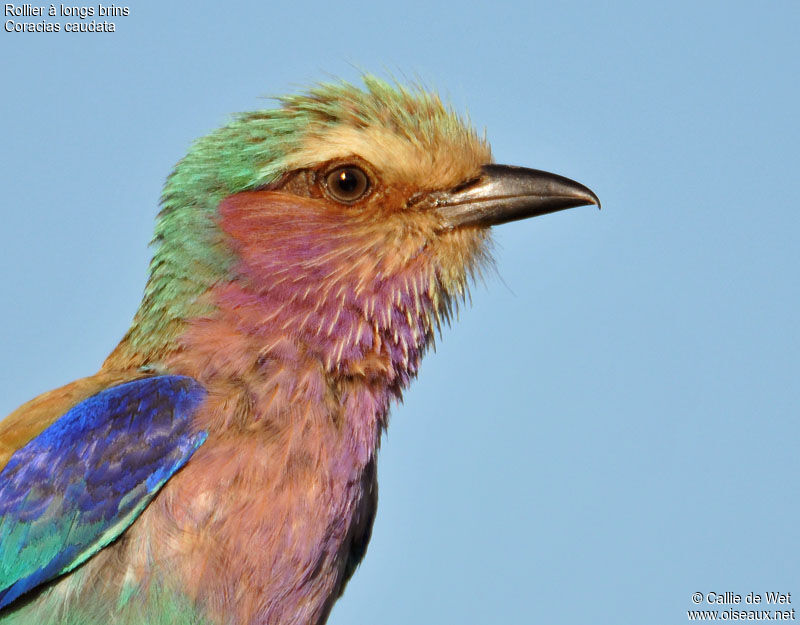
337 170 359 193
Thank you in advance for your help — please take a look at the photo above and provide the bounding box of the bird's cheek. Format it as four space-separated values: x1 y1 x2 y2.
218 191 341 257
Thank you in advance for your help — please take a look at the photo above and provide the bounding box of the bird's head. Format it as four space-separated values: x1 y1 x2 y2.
116 77 597 389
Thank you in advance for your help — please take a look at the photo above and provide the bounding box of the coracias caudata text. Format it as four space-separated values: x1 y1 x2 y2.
0 77 598 625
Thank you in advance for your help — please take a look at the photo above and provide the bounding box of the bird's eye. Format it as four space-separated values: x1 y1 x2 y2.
324 166 370 203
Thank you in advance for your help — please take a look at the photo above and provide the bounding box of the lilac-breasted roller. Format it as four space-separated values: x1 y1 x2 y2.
0 77 598 625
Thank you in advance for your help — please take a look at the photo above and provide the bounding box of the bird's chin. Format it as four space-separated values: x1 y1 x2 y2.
426 226 494 319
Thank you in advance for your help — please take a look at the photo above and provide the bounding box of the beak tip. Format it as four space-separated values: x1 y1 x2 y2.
572 182 600 211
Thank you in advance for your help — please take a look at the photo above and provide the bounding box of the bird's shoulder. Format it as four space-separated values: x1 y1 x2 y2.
0 373 209 610
0 371 157 471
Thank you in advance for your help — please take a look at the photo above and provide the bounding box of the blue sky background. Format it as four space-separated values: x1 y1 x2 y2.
1 2 798 623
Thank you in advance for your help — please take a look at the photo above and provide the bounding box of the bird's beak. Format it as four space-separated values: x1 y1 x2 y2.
431 164 600 229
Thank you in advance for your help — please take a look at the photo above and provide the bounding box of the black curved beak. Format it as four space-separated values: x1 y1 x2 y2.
432 164 600 229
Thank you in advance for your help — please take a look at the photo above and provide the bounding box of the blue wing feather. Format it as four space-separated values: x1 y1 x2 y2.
0 375 207 610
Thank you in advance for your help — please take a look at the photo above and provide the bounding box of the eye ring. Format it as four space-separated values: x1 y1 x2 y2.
323 165 371 204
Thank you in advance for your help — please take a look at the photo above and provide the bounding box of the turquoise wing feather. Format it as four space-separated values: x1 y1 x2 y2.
0 375 207 610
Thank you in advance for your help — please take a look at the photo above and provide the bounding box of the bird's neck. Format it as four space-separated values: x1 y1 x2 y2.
105 260 440 438
189 267 434 398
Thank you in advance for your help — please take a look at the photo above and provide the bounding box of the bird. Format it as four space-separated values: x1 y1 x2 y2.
0 76 598 625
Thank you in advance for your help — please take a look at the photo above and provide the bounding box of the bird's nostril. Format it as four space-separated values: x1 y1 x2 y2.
404 191 429 210
449 176 482 195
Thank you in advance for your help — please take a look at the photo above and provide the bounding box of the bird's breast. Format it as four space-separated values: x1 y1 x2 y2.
123 365 386 625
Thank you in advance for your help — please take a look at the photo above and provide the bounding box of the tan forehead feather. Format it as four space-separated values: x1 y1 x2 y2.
283 124 492 191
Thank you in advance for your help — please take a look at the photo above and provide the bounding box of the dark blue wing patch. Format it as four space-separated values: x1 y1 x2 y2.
0 375 207 610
